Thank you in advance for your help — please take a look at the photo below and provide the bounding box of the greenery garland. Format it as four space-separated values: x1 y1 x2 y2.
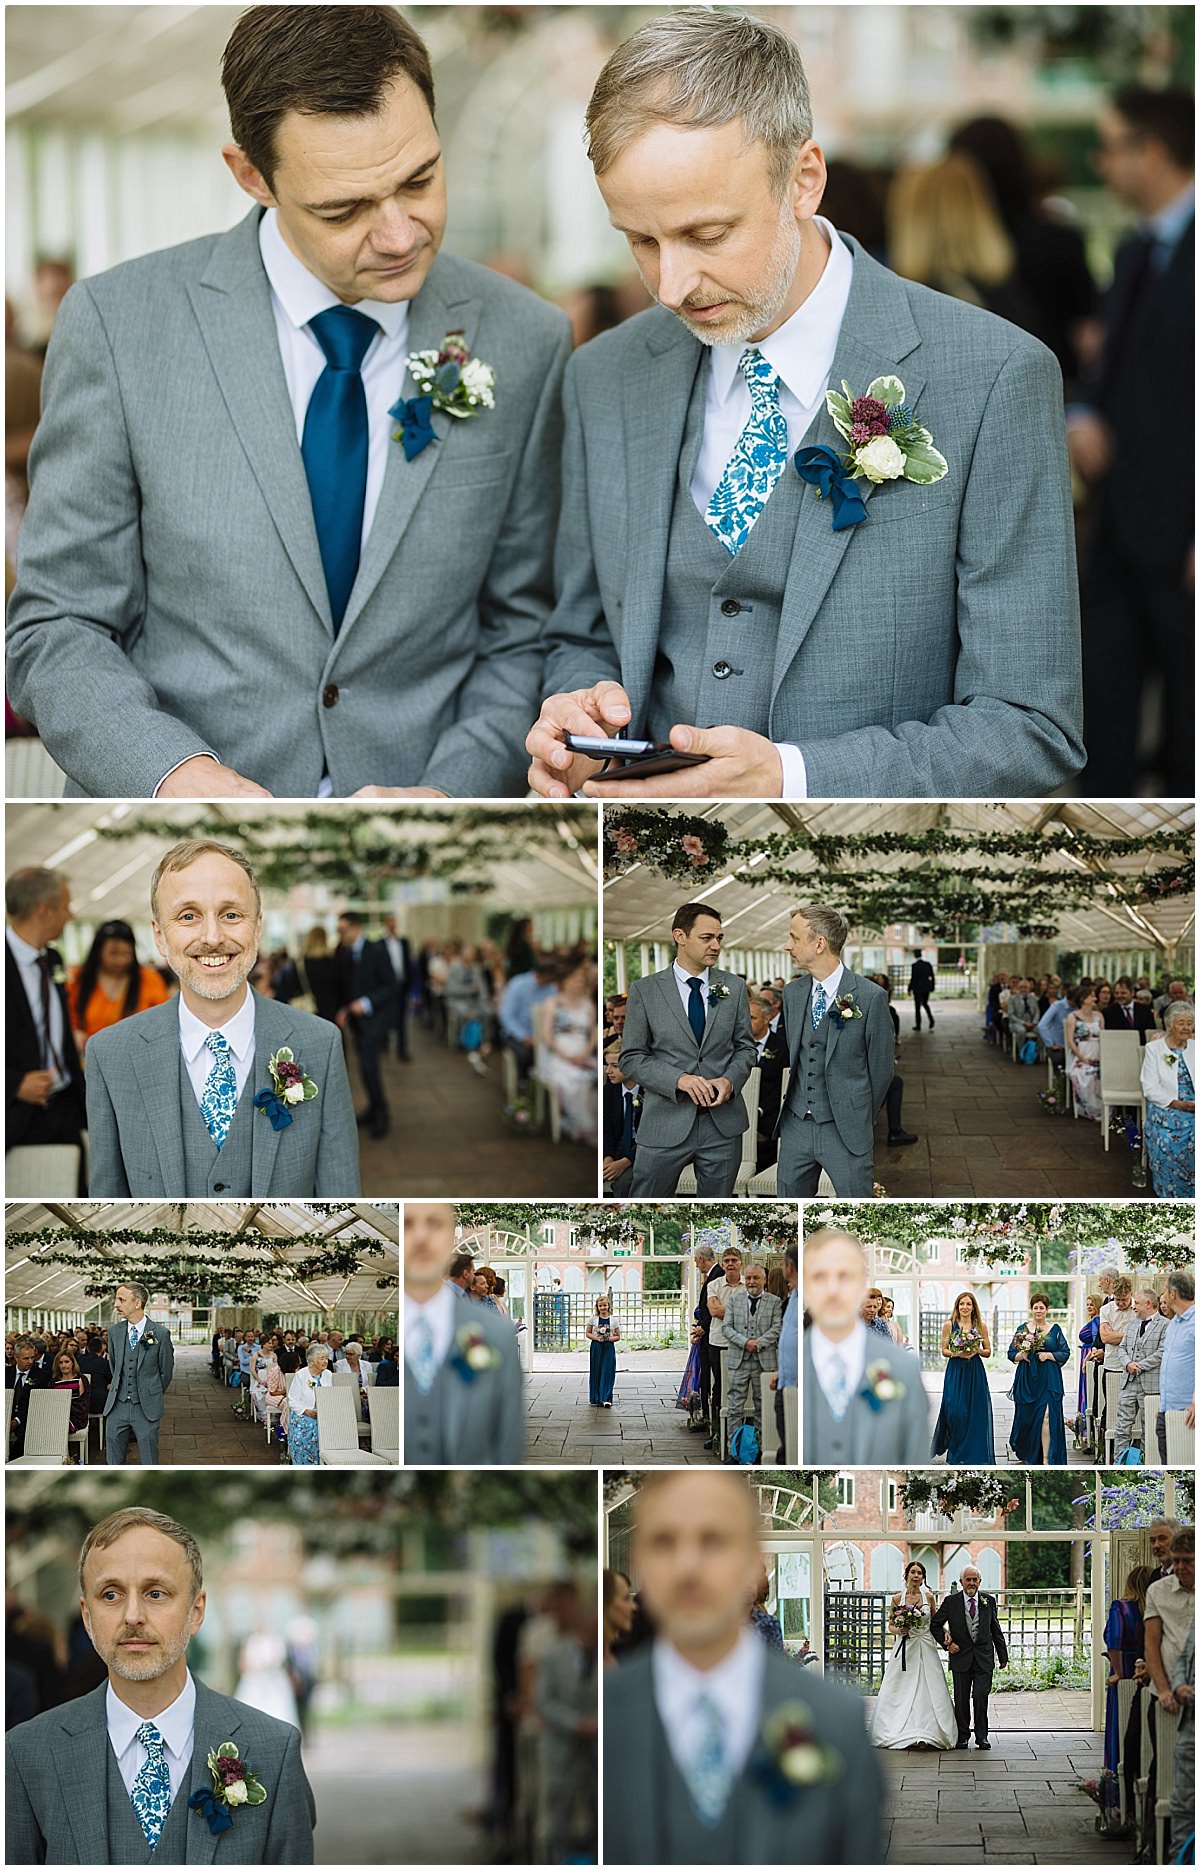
900 1474 1022 1517
455 1202 797 1252
8 1225 390 1305
804 1201 1194 1269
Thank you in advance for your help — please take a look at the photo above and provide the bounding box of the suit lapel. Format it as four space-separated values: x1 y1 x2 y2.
655 968 699 1050
698 972 731 1057
56 1688 112 1862
134 1002 187 1195
621 319 706 719
188 211 333 633
249 993 300 1194
771 239 925 698
186 1680 244 1864
787 978 814 1068
823 967 859 1067
340 258 483 635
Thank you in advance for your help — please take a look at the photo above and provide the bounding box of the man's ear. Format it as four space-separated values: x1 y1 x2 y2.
222 144 276 210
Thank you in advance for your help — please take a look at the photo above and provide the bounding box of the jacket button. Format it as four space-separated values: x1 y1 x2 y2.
712 660 732 679
322 684 339 708
213 1182 226 1193
720 599 741 617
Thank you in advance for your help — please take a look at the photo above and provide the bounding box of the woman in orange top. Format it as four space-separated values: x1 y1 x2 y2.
67 919 169 1055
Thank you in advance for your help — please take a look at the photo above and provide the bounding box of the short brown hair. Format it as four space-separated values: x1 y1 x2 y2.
150 840 261 922
6 866 68 919
672 902 722 938
1112 1276 1134 1300
79 1508 204 1599
222 5 436 189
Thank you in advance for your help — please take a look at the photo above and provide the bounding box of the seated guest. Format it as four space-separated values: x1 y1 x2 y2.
1141 1001 1195 1196
285 1344 331 1466
1037 982 1070 1064
1103 1563 1154 1828
66 919 168 1057
50 1351 90 1459
602 1045 639 1193
334 1339 370 1418
77 1334 110 1421
6 1337 50 1457
374 1348 399 1387
500 957 560 1085
275 1331 301 1376
1104 975 1156 1042
1006 978 1040 1045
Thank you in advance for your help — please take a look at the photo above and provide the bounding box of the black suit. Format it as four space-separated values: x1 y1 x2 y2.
909 958 936 1029
1081 215 1194 792
338 938 398 1125
930 1591 1008 1745
5 938 86 1157
382 932 412 1060
602 1080 638 1194
1102 1001 1155 1045
754 1028 787 1169
6 1363 50 1456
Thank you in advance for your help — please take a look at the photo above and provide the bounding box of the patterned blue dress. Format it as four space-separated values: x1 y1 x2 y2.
287 1371 331 1465
1145 1055 1195 1197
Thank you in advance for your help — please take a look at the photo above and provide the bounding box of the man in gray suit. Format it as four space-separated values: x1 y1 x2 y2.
723 1264 782 1438
802 1226 929 1463
619 901 757 1195
604 1470 883 1864
105 1282 175 1466
6 1506 315 1863
1114 1287 1169 1460
527 7 1083 802
7 5 569 800
777 905 894 1197
404 1201 524 1463
86 840 359 1198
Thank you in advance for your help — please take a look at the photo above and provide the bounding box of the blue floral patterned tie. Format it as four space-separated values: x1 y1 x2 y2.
704 349 789 555
200 1031 237 1149
826 1349 851 1419
131 1721 171 1849
811 981 828 1031
688 1693 733 1826
409 1316 438 1395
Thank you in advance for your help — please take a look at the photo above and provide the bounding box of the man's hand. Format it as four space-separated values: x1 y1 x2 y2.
1161 1688 1180 1715
157 756 272 798
769 1373 778 1391
349 786 449 798
677 1073 721 1107
1187 1402 1196 1429
1066 410 1113 483
746 1338 760 1355
708 1076 734 1107
526 682 633 798
582 724 783 799
1126 1361 1140 1376
602 1155 632 1183
17 1071 55 1106
947 1641 960 1654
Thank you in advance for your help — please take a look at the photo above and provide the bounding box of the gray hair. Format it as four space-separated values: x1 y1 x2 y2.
306 1342 330 1369
116 1281 149 1308
744 1261 767 1276
1163 1000 1194 1037
1167 1271 1194 1302
793 904 849 955
6 866 68 919
1099 1266 1120 1282
694 1246 718 1265
585 6 813 193
80 1507 203 1600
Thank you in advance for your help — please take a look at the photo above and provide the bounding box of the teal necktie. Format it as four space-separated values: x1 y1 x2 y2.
130 1721 171 1848
409 1316 439 1395
826 1349 851 1419
200 1031 237 1149
687 1693 734 1826
812 981 828 1031
704 350 789 555
301 305 379 630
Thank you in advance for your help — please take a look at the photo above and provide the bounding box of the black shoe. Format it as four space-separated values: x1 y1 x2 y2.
686 1419 709 1432
975 1739 991 1749
702 1437 717 1450
370 1114 390 1141
355 1107 374 1127
928 1017 935 1027
887 1130 919 1146
955 1740 969 1750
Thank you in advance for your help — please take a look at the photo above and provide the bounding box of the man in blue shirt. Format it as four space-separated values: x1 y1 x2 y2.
1156 1270 1195 1463
1037 985 1070 1063
772 1242 799 1460
499 958 558 1084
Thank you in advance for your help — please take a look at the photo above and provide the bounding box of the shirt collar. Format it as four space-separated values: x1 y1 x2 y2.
1146 184 1195 248
107 1670 196 1760
707 217 853 410
178 988 257 1067
673 960 711 989
652 1626 764 1704
810 1317 867 1363
258 206 409 342
812 959 845 1001
7 928 44 965
407 1285 455 1332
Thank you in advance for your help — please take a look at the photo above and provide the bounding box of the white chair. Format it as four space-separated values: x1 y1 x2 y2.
1134 1688 1153 1856
1115 1677 1140 1828
10 1389 72 1464
263 1391 285 1447
4 1389 12 1444
365 1386 399 1462
4 1144 82 1196
1164 1410 1195 1465
1099 1030 1147 1151
783 1389 798 1464
758 1375 781 1461
715 1348 731 1461
1103 1371 1123 1464
675 1071 760 1196
1142 1392 1159 1459
67 1375 90 1465
315 1386 387 1465
1153 1703 1179 1864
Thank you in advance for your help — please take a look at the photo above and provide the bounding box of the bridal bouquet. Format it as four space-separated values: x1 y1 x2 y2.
890 1604 926 1637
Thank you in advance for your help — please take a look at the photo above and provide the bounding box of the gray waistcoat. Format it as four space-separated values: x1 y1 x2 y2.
403 1362 452 1464
119 1330 140 1406
106 1741 191 1864
785 1005 834 1123
647 360 802 742
180 1051 255 1197
650 1703 740 1865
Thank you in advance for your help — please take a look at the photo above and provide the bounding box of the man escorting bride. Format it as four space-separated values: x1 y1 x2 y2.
870 1561 957 1751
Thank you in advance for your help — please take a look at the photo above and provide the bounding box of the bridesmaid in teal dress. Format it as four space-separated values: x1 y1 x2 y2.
1077 1294 1102 1416
1007 1293 1070 1464
932 1290 995 1462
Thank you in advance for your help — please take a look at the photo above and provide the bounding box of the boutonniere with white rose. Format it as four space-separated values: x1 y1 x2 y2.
707 983 731 1006
389 330 496 461
751 1702 842 1804
794 376 947 530
189 1743 268 1835
827 992 863 1028
253 1048 318 1132
862 1359 906 1411
450 1325 501 1382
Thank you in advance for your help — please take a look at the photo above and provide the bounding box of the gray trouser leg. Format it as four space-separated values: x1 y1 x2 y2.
1114 1388 1141 1459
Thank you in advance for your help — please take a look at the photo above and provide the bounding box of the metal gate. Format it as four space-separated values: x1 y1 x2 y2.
532 1289 686 1351
824 1590 892 1690
919 1311 950 1368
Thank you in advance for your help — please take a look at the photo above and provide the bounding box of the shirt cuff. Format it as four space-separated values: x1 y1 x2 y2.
153 752 219 797
775 742 808 799
359 996 373 1017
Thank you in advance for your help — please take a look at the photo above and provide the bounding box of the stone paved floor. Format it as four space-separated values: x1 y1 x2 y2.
397 1723 491 1864
874 1003 1141 1197
355 1017 595 1197
307 1725 407 1864
877 1729 1108 1864
922 1370 1093 1467
524 1352 721 1466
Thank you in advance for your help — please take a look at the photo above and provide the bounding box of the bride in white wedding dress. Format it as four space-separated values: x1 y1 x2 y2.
870 1561 958 1750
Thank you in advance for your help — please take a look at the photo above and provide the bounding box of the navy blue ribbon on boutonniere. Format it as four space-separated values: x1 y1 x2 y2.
793 445 869 531
389 392 438 461
252 1089 294 1132
188 1789 234 1836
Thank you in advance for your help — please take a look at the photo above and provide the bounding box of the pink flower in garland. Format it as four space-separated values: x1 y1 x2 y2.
681 835 708 865
614 829 639 857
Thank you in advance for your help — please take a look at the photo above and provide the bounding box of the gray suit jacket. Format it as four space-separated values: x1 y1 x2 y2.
1120 1311 1168 1393
604 1646 884 1865
104 1320 175 1421
403 1298 524 1464
7 209 571 798
619 968 756 1148
542 233 1083 796
781 969 895 1152
802 1332 930 1463
723 1288 782 1372
5 1675 315 1863
85 991 359 1197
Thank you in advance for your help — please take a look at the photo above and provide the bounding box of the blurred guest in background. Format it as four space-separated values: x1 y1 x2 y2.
888 153 1046 334
6 866 86 1169
67 919 168 1056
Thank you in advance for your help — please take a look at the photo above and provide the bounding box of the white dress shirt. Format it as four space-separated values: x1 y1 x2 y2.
809 1318 869 1399
406 1282 457 1370
690 219 854 802
177 990 257 1112
7 928 68 1091
107 1670 196 1806
652 1629 765 1783
672 960 711 1020
810 960 846 1009
384 934 407 985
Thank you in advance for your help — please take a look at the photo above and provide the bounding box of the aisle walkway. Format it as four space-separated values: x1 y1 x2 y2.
94 1343 278 1467
525 1352 720 1465
356 1019 595 1197
875 1003 1137 1197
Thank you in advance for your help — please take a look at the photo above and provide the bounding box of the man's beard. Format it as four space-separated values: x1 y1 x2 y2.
102 1625 192 1683
176 947 257 1002
669 212 803 348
